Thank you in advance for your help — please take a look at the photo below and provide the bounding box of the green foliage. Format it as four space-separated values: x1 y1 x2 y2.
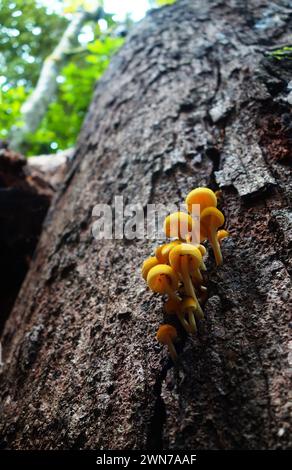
25 35 124 155
0 0 67 89
0 86 27 138
0 0 124 155
155 0 176 6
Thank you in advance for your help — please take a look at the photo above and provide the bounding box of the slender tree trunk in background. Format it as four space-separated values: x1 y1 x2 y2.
9 7 103 152
0 0 291 450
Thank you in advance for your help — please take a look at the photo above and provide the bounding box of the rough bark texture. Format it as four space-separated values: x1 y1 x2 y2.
28 148 73 189
0 0 291 450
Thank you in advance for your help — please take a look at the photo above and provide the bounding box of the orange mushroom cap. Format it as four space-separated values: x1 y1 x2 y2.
169 243 202 273
156 324 177 344
217 229 229 242
155 240 181 264
169 243 204 299
200 207 225 240
163 212 196 241
147 264 179 295
142 256 159 281
186 187 217 215
200 207 225 265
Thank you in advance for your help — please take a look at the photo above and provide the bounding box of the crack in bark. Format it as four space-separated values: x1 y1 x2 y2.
146 364 169 450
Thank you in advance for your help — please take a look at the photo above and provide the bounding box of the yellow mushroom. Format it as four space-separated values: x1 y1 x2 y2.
163 211 196 242
184 242 207 273
187 268 207 293
141 256 159 281
200 207 225 265
217 229 229 243
185 187 217 215
164 298 193 334
155 240 181 265
156 324 178 362
147 264 179 301
181 296 202 332
196 243 207 271
169 243 204 318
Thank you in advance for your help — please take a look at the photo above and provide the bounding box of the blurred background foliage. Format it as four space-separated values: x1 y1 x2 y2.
155 0 176 5
0 0 175 155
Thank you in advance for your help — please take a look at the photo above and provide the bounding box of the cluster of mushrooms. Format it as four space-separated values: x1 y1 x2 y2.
141 187 229 363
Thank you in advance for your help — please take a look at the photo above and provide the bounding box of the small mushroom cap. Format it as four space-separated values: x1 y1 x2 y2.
217 229 229 242
147 264 179 294
156 324 177 344
169 243 202 273
164 298 182 315
200 207 225 240
142 256 159 281
155 240 181 264
163 212 195 241
181 297 197 311
186 187 217 214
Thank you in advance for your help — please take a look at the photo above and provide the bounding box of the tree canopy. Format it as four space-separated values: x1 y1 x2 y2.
0 0 124 154
0 0 175 155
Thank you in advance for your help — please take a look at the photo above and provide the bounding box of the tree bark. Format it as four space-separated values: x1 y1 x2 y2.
0 0 291 450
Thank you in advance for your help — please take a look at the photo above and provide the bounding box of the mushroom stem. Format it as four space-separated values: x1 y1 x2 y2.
190 243 206 272
200 260 207 271
166 339 178 363
178 312 193 333
193 266 203 284
181 257 204 318
164 299 192 334
210 228 223 265
164 282 181 302
187 309 197 333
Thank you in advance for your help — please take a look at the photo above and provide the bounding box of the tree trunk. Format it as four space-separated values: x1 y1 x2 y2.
0 0 291 450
